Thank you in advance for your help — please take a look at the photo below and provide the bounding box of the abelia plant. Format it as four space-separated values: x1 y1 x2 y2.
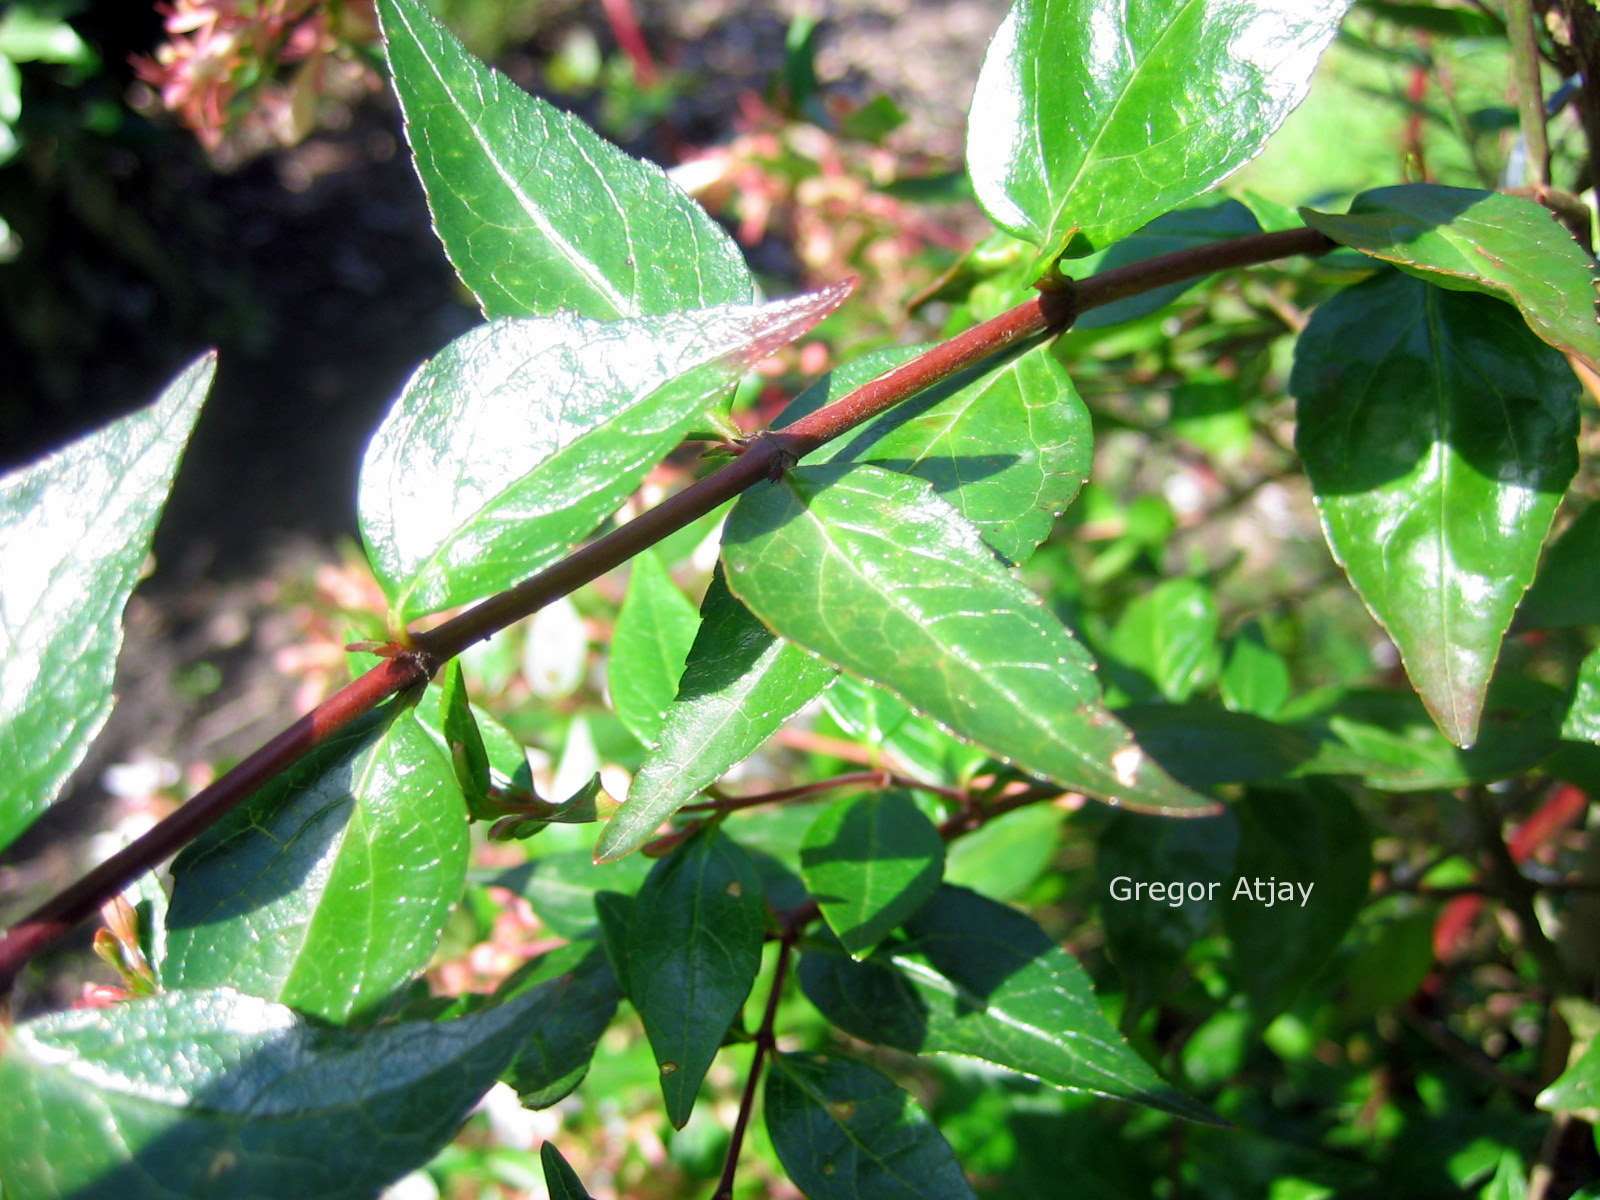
3 0 1600 1197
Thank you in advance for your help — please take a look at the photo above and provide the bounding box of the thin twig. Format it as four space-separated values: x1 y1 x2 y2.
713 936 796 1200
1506 0 1551 190
0 225 1334 993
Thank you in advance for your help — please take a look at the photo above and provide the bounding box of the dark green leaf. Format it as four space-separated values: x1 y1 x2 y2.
798 885 1218 1122
360 287 847 622
541 1142 598 1200
0 353 213 853
1301 184 1600 374
1290 681 1564 790
0 986 542 1200
599 570 837 861
1222 781 1371 1021
765 1052 977 1200
1339 909 1436 1022
379 0 753 319
626 826 765 1126
609 550 701 746
966 0 1345 265
163 702 468 1023
1518 503 1600 631
800 791 945 959
1099 808 1240 1019
1066 200 1263 330
497 941 620 1108
1106 578 1222 704
723 464 1217 815
1292 271 1578 746
1120 704 1317 789
436 660 495 817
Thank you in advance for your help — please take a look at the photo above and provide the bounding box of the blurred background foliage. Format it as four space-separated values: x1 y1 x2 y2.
4 1 1600 1197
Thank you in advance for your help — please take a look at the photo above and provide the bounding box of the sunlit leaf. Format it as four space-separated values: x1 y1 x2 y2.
0 353 213 852
1292 271 1578 746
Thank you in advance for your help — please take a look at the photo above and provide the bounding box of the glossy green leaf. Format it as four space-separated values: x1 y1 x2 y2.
798 885 1217 1122
799 342 1093 566
626 826 765 1127
1290 682 1565 790
1106 578 1222 704
360 287 846 622
1538 1036 1600 1114
800 791 945 959
1222 782 1371 1021
434 660 497 818
540 1142 598 1200
1292 271 1579 747
1301 184 1600 374
609 550 701 746
723 464 1217 815
825 675 993 787
1066 199 1262 330
0 986 543 1200
765 1052 977 1200
599 570 837 861
497 941 620 1109
379 0 753 320
966 0 1345 265
163 702 468 1024
1518 503 1600 631
0 352 213 853
1098 808 1240 1018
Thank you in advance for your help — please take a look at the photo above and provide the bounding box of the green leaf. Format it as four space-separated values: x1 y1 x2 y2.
379 0 752 319
799 342 1093 566
966 0 1346 265
764 1052 978 1200
1105 578 1222 704
1098 809 1240 1018
1290 682 1565 790
482 847 653 937
1120 704 1317 790
0 986 543 1200
497 941 620 1109
1562 648 1600 745
360 288 846 622
1222 782 1371 1021
1065 199 1263 331
1538 1036 1600 1115
540 1142 598 1200
0 353 213 853
435 660 495 817
1219 620 1291 718
722 464 1217 815
163 702 468 1024
1301 184 1600 375
600 569 837 861
626 826 766 1127
1291 271 1579 747
1518 503 1600 631
800 791 945 959
798 885 1218 1122
943 804 1064 901
609 550 701 746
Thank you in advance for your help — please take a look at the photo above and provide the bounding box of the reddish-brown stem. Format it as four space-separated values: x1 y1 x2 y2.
0 225 1334 994
714 934 796 1200
0 653 432 992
